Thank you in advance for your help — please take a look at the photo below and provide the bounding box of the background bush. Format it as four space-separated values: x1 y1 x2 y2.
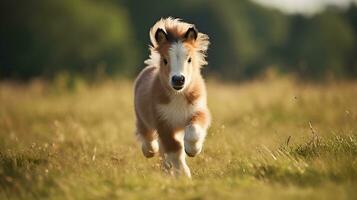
0 0 356 80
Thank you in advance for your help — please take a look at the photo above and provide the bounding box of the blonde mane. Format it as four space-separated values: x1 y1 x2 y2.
145 17 210 67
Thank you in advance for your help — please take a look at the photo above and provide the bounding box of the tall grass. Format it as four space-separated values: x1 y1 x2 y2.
0 77 356 199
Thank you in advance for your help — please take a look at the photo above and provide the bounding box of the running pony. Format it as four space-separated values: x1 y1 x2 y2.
134 17 211 178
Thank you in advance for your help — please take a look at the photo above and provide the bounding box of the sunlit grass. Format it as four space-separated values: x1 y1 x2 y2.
0 77 356 199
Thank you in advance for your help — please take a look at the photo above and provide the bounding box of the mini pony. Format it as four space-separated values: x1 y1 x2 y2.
134 17 211 178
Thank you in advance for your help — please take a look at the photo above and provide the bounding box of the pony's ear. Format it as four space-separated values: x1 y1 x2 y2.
155 28 168 45
184 27 198 41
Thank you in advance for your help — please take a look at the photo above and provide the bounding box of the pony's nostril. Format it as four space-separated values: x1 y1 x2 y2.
171 75 185 86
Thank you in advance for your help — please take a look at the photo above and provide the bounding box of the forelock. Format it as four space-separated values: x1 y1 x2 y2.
147 17 210 67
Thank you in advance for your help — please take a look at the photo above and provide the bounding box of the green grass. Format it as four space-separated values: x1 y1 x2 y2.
0 77 356 199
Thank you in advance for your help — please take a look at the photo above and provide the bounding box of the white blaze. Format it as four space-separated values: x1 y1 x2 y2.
168 41 191 89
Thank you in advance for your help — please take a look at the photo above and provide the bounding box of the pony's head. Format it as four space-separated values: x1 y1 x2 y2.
145 18 210 92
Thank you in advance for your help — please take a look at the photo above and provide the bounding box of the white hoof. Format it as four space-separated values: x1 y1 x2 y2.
164 152 191 178
141 139 159 158
184 124 206 157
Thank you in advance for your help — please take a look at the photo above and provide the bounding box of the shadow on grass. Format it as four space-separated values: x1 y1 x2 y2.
223 135 357 187
291 135 357 159
0 151 52 195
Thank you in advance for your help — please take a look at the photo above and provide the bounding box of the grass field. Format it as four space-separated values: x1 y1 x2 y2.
0 77 356 199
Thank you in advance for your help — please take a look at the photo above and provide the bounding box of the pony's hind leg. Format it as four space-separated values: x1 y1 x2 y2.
136 120 159 158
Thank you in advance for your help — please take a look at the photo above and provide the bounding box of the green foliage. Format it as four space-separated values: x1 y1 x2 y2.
0 0 137 79
0 0 356 79
285 11 356 78
211 0 290 78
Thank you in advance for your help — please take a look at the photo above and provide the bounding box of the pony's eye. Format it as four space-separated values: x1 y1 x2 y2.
163 58 168 65
188 57 192 63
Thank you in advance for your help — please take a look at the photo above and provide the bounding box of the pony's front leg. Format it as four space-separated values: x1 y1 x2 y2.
184 110 210 157
158 125 191 178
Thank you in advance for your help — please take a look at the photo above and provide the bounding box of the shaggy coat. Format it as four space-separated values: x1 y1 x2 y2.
134 18 211 178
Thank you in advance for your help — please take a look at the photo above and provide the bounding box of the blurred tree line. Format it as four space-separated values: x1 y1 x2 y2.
0 0 356 80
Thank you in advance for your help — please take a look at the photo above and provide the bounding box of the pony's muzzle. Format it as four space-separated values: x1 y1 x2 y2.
171 75 185 90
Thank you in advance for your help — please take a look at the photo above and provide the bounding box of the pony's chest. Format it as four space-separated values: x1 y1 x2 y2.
156 95 194 127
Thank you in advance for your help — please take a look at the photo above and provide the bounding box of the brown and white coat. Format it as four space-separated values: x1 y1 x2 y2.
134 17 211 178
